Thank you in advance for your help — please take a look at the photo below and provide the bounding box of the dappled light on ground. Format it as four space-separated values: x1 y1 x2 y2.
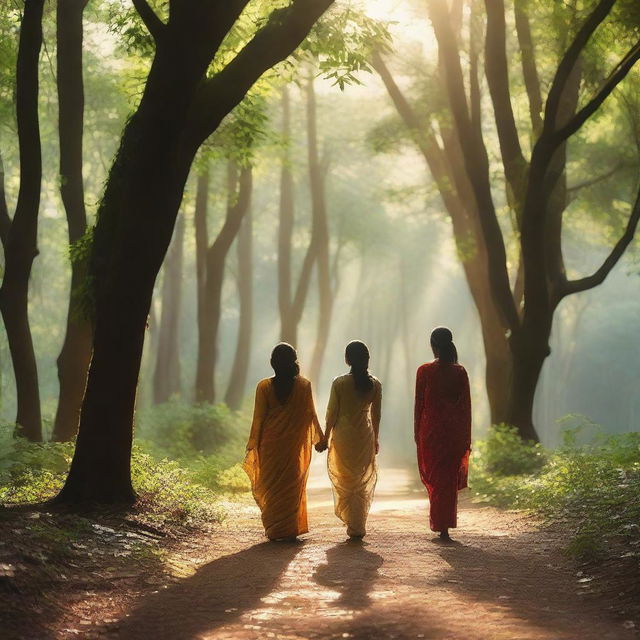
99 469 635 640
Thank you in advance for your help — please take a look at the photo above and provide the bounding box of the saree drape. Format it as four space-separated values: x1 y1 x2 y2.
243 376 321 539
326 374 382 537
414 361 471 532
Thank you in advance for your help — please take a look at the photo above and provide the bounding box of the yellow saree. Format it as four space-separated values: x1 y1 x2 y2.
243 376 321 539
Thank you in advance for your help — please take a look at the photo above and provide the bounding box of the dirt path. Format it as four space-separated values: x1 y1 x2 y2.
75 468 634 640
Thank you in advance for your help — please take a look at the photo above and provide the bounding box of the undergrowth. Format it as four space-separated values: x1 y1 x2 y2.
470 422 640 565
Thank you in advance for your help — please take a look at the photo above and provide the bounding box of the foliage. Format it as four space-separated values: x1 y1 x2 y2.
470 424 640 565
135 401 250 492
0 424 229 524
474 423 547 476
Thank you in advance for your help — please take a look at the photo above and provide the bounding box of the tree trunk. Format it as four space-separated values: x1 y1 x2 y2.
278 87 295 344
57 41 208 502
224 208 253 410
56 0 335 504
0 0 45 442
52 0 92 442
306 76 333 385
506 328 550 441
153 213 184 404
195 163 252 403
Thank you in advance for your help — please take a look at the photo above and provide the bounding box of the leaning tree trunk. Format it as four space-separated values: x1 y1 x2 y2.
0 0 45 442
306 77 333 385
195 163 252 403
56 46 206 503
153 213 184 404
52 0 93 442
224 208 253 410
55 0 335 504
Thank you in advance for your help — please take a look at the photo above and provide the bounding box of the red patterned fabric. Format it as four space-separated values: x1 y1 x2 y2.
414 361 471 532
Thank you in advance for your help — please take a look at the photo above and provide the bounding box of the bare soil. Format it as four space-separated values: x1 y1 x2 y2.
3 469 638 639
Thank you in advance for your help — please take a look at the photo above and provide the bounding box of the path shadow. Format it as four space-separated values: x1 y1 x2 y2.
429 530 636 639
313 539 383 610
111 540 303 640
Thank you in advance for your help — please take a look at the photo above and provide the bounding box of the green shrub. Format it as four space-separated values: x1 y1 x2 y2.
135 401 250 491
135 401 248 461
470 422 640 565
475 423 547 476
0 424 74 503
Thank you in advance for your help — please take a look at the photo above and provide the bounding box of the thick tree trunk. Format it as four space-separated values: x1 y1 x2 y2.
0 0 45 442
56 0 335 504
52 0 92 442
224 208 253 410
57 41 207 502
306 77 333 385
506 327 550 442
195 163 252 403
153 213 184 404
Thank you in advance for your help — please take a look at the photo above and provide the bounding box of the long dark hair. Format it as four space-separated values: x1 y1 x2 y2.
270 342 300 403
430 326 458 364
345 340 374 393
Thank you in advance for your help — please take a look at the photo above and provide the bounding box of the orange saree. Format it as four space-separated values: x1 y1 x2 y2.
243 376 322 539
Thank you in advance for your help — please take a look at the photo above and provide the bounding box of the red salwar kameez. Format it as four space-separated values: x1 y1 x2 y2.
414 361 471 532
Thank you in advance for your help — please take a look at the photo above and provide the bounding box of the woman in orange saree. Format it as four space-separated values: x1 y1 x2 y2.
243 343 323 541
415 327 471 540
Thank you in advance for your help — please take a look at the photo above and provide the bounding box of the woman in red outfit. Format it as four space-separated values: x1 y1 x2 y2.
414 327 471 541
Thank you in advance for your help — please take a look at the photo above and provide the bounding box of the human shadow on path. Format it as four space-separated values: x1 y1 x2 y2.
313 539 384 610
111 540 303 640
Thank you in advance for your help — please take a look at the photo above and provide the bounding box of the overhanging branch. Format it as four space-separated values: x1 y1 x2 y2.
554 41 640 145
543 0 615 132
185 0 335 152
132 0 165 41
560 185 640 298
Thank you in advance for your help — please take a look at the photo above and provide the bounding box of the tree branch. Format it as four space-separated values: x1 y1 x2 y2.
554 41 640 145
428 0 520 332
514 0 543 137
567 161 625 197
132 0 165 41
484 0 528 205
543 0 615 132
560 186 640 298
185 0 335 153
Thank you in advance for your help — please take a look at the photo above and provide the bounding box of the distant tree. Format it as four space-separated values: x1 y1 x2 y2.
306 73 334 384
56 0 335 504
52 0 93 442
0 0 45 442
153 212 184 404
224 207 253 410
194 159 252 404
277 86 317 347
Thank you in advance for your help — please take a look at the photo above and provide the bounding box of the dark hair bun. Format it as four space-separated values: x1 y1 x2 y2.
430 327 458 364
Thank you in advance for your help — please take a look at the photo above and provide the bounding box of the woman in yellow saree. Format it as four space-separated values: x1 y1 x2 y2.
243 343 323 541
319 341 381 538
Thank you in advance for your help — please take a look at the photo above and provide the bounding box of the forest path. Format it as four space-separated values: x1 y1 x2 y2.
105 469 633 640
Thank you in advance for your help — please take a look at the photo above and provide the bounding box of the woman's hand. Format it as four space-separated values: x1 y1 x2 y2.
315 437 328 453
375 439 380 455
